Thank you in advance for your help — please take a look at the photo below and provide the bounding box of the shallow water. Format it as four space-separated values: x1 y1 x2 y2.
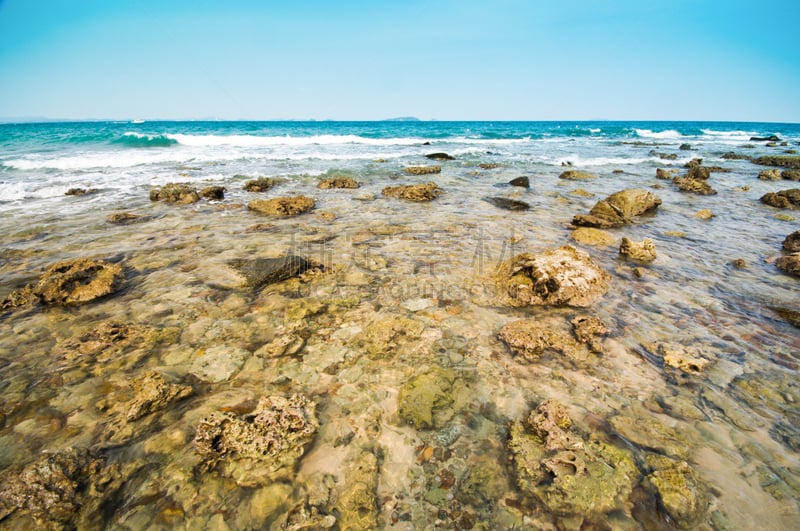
1 121 799 529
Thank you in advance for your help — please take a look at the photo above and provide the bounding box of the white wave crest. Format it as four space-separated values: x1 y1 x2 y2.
700 129 759 141
165 133 425 147
550 156 652 166
635 129 683 139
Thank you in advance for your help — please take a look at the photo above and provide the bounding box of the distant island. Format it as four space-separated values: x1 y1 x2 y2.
382 116 421 122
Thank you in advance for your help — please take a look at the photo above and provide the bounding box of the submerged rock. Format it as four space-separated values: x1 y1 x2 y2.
644 454 710 529
760 189 800 209
227 255 310 290
507 400 638 519
572 189 662 228
770 307 800 328
570 227 617 247
404 165 441 175
759 169 782 181
492 245 611 307
509 176 530 188
65 187 98 196
382 182 442 202
722 152 752 160
482 196 530 211
33 257 124 305
498 319 581 361
248 195 315 216
194 394 318 487
126 371 194 422
56 321 179 365
189 345 250 383
642 342 710 375
776 253 800 277
571 315 610 354
479 163 502 169
608 413 688 458
335 451 379 530
559 170 596 180
783 230 800 252
356 315 425 358
106 211 146 225
317 176 360 189
619 237 656 262
243 177 280 192
199 185 226 200
398 367 463 429
425 152 455 160
149 183 200 204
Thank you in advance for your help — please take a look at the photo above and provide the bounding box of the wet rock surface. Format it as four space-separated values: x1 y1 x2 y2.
776 253 800 277
382 182 442 202
482 196 530 210
248 195 315 216
572 188 662 228
753 155 800 169
619 237 656 262
65 187 98 196
106 211 147 225
492 245 611 307
33 257 124 305
570 227 617 247
397 367 467 429
761 189 800 209
227 255 311 290
149 183 200 204
759 169 782 181
644 454 710 529
317 176 360 189
403 165 441 175
425 152 455 160
509 176 530 188
243 177 280 192
783 230 800 252
194 394 318 487
559 170 596 180
199 185 225 200
499 319 581 361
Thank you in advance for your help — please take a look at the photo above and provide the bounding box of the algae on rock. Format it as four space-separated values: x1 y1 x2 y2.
397 366 469 430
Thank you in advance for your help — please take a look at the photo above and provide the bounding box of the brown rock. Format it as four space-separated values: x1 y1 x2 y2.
655 168 677 180
570 227 617 247
248 196 315 216
686 166 710 180
760 189 800 209
317 176 360 189
65 188 98 196
673 176 717 195
0 285 37 311
199 185 226 200
403 165 441 175
509 176 530 188
243 177 280 192
759 169 782 181
478 163 502 170
382 182 442 202
782 170 800 181
776 253 800 277
783 230 800 252
106 212 146 225
559 170 596 180
425 152 455 160
149 183 200 204
752 155 800 169
33 258 124 305
126 371 193 422
498 319 580 361
619 237 656 262
573 188 662 228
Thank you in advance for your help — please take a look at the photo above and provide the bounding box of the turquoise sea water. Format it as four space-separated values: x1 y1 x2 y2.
1 121 799 529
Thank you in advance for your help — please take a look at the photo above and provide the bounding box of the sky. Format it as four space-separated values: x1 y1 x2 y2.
0 0 798 122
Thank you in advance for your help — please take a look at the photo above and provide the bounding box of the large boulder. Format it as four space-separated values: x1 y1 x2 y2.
33 258 124 305
248 195 315 216
509 176 530 188
492 245 610 307
761 189 800 209
782 170 800 181
149 183 200 204
382 182 442 202
572 189 662 228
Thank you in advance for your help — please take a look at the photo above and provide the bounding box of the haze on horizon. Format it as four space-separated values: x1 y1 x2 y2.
0 0 798 123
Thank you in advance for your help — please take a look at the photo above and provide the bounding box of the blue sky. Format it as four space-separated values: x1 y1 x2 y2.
0 0 798 121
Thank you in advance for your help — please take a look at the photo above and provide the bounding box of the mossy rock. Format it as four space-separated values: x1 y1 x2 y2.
397 367 467 430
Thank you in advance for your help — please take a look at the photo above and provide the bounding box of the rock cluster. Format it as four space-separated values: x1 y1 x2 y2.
572 189 661 228
672 165 717 195
752 155 800 169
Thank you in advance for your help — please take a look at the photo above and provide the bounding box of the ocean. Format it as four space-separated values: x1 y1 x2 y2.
1 120 799 529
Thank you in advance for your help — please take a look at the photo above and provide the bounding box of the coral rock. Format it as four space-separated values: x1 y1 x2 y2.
317 176 360 189
149 183 200 204
619 237 656 262
33 258 124 305
382 182 442 201
403 165 441 175
248 196 315 216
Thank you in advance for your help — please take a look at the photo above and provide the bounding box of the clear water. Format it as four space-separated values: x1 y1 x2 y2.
1 121 799 529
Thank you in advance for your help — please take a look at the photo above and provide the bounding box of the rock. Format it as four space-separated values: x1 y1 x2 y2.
199 185 226 200
227 256 310 290
643 342 710 375
645 454 710 529
759 169 782 181
356 316 424 358
317 176 359 189
770 307 800 328
687 166 710 180
782 170 800 181
403 165 441 175
32 258 123 305
721 152 752 160
335 452 379 530
482 196 530 211
190 345 249 383
126 371 193 422
382 182 442 202
570 227 616 247
694 209 715 220
619 237 656 262
0 285 36 311
753 155 800 169
478 163 502 169
673 176 717 195
498 319 581 361
398 367 461 429
256 333 305 358
507 400 637 519
65 187 98 196
750 135 781 142
730 258 747 269
760 189 800 209
150 183 200 204
244 223 275 233
492 246 611 307
243 177 280 192
570 188 593 197
425 152 455 160
248 195 315 216
55 321 178 365
608 413 688 458
572 188 662 228
559 170 596 180
194 394 318 487
571 315 610 354
685 158 703 169
509 176 530 188
655 168 677 180
107 212 146 224
783 230 800 252
679 143 692 150
776 253 800 277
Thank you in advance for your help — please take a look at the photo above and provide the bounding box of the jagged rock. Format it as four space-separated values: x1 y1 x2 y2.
483 196 530 210
492 246 611 307
33 258 124 305
572 189 662 228
507 400 638 519
248 195 315 216
382 182 442 201
335 452 379 530
189 345 250 383
149 183 200 204
685 158 703 169
509 176 530 188
687 166 710 180
753 155 800 169
126 371 193 421
398 367 463 429
317 176 359 189
425 152 455 160
776 253 800 277
759 169 782 181
498 319 581 361
760 189 800 209
619 237 656 262
673 176 717 195
655 168 677 180
769 307 800 328
65 187 98 196
783 230 800 252
570 227 616 247
559 170 596 180
194 394 318 487
651 151 678 160
782 170 800 181
256 333 305 358
106 212 146 224
645 454 710 529
226 255 310 290
1 285 36 311
199 185 226 200
571 315 610 354
243 177 280 192
404 165 441 175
